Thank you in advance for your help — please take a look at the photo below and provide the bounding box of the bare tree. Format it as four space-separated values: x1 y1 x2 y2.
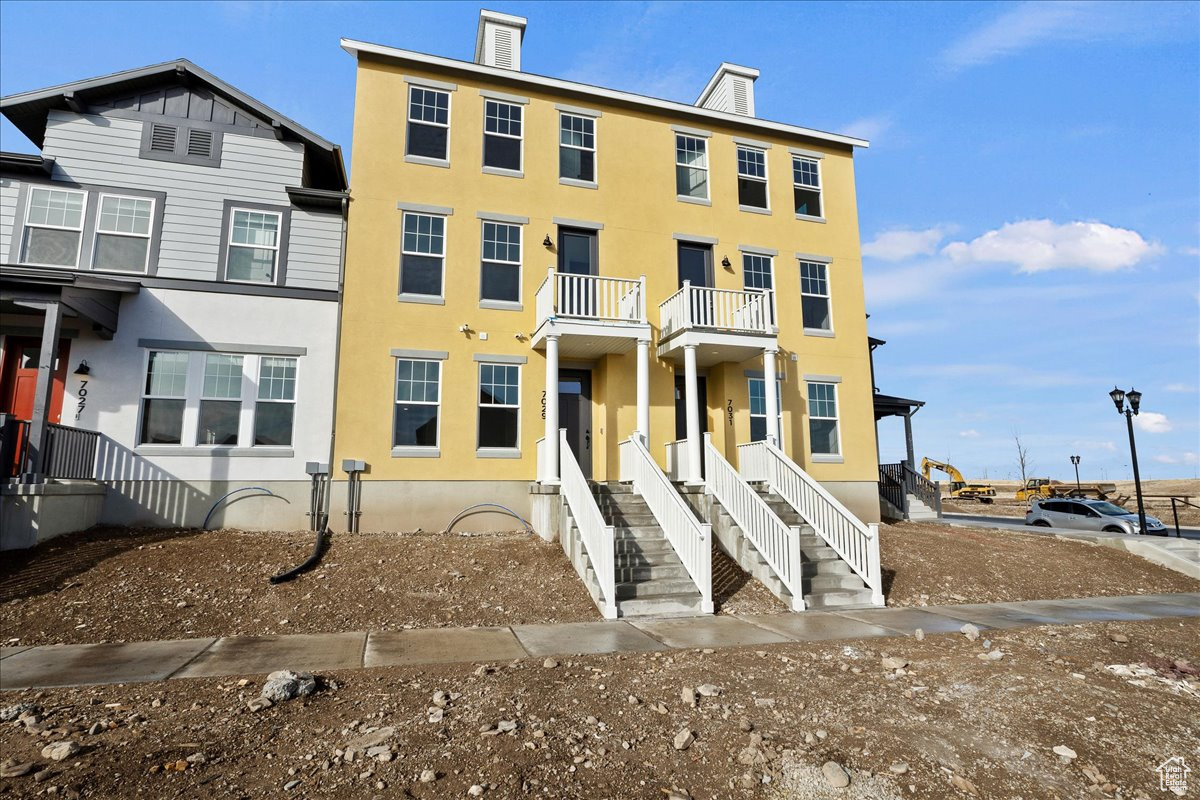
1013 430 1033 488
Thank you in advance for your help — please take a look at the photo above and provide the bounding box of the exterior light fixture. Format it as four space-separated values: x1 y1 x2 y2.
73 360 91 376
721 255 732 269
1110 386 1148 535
1069 455 1081 490
542 234 553 248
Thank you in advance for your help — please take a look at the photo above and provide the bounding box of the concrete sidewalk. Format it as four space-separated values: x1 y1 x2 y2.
1 593 1196 691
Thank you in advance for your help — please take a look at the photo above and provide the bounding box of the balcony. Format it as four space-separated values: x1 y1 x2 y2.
657 282 778 365
531 269 651 358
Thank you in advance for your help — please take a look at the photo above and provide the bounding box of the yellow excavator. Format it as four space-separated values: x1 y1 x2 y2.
920 458 997 503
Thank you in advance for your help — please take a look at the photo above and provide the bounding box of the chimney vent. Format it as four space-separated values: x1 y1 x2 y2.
696 63 759 117
474 10 527 71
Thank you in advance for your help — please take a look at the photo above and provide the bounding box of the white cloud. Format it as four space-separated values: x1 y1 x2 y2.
1178 246 1200 257
959 430 981 438
1072 440 1116 453
841 115 893 143
1133 412 1172 434
862 260 957 307
862 227 952 262
941 219 1163 273
1164 383 1197 393
1154 452 1199 465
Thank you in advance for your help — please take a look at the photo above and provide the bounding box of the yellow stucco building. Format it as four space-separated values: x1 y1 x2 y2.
334 10 880 548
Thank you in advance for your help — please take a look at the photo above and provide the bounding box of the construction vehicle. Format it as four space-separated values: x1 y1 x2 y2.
1015 478 1119 502
920 458 997 503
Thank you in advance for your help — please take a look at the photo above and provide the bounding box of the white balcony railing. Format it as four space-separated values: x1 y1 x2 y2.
535 268 646 326
659 281 776 339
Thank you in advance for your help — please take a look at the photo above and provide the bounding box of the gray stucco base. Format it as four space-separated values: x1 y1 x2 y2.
328 480 535 533
1 480 107 551
101 480 315 530
819 481 883 525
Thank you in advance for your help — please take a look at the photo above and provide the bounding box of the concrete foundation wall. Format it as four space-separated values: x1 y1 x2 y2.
820 481 882 525
1 481 106 550
327 480 534 533
101 480 314 530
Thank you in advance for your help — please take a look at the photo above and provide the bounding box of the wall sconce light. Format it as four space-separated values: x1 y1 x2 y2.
73 360 91 376
721 255 732 269
542 234 553 248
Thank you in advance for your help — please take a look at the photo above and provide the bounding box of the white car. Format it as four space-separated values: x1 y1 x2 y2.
1025 498 1168 535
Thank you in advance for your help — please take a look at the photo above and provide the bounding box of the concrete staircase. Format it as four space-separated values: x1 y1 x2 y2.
565 482 705 617
905 493 940 521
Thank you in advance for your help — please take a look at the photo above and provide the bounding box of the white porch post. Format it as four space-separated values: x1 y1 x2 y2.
543 334 560 484
683 343 702 484
635 337 650 443
763 346 780 447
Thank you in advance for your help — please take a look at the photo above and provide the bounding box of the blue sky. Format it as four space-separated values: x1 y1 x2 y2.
2 1 1197 481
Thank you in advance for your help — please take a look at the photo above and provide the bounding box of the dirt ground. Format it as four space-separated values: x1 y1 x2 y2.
1 617 1196 799
3 523 1194 648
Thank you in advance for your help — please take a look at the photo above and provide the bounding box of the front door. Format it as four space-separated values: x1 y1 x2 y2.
559 369 592 479
673 374 708 441
0 337 70 422
677 242 714 325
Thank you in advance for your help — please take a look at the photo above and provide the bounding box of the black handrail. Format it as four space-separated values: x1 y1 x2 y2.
1170 497 1198 539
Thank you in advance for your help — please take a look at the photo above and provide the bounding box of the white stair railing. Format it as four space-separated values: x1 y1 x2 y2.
559 430 618 619
619 435 713 613
704 434 804 611
737 440 883 606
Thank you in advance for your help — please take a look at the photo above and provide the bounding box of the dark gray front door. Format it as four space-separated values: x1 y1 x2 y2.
674 374 708 441
559 369 592 479
677 241 712 288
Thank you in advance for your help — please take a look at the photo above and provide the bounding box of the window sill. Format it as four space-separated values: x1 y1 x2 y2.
739 205 772 216
482 166 524 179
397 293 446 306
803 328 835 338
676 195 711 207
477 448 522 459
559 177 598 190
392 446 440 458
480 299 524 312
810 454 844 464
404 154 450 169
795 213 827 224
134 446 295 458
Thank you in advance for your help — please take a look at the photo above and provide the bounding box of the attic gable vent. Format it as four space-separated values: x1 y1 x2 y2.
696 63 759 118
493 28 515 70
731 79 749 116
474 10 527 71
187 129 215 158
150 123 177 152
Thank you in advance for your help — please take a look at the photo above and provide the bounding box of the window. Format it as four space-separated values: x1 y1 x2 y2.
483 100 522 172
749 378 783 443
93 194 153 272
407 86 450 161
737 146 768 209
254 357 297 446
400 212 446 297
675 135 708 199
742 253 773 292
559 113 595 183
394 359 440 448
807 382 840 456
793 156 822 218
800 261 832 331
139 351 188 445
478 363 519 450
226 209 281 283
198 354 244 445
480 221 521 304
21 187 86 267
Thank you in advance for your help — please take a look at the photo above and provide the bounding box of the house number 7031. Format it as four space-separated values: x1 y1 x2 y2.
75 379 89 420
727 399 734 426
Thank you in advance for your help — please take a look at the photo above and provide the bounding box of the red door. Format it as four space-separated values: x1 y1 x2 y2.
0 338 71 422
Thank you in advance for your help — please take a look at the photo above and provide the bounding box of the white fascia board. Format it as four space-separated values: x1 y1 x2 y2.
341 39 869 150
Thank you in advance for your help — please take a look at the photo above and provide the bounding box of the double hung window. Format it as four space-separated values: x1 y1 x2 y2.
394 359 441 449
737 146 768 209
749 378 783 444
198 354 244 446
675 135 708 200
140 351 189 445
22 187 86 267
807 382 840 456
94 195 154 272
407 86 450 161
480 221 521 304
800 261 832 332
225 209 281 283
793 156 822 218
254 357 297 446
742 253 773 292
483 100 522 172
478 363 519 450
559 113 595 182
400 212 446 298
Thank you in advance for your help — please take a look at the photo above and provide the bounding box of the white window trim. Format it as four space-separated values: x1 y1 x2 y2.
793 154 825 222
138 349 189 447
92 192 155 273
21 186 87 268
479 220 523 310
674 134 710 202
482 98 524 177
748 377 784 444
806 381 843 461
225 207 283 286
799 259 835 336
476 361 521 456
559 111 598 189
399 211 447 303
741 252 774 293
392 357 443 457
253 356 299 449
405 85 452 167
737 144 770 214
197 353 248 448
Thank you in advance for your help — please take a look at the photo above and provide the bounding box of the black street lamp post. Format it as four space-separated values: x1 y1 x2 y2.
1109 387 1148 535
1070 455 1081 491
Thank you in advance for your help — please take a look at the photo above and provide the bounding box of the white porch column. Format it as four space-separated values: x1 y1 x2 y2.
683 343 702 484
543 334 560 484
635 338 650 443
763 346 780 447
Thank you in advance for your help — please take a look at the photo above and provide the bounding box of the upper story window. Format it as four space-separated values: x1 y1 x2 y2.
737 146 769 210
559 113 595 183
799 260 832 332
22 187 86 267
226 209 282 283
93 194 154 273
793 156 822 218
483 100 522 173
742 253 773 292
407 86 450 162
400 212 446 299
139 122 222 167
480 221 521 305
675 135 708 200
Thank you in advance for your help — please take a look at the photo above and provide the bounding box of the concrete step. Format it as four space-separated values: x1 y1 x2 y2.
613 538 675 556
614 549 681 567
616 577 699 599
806 572 868 591
592 482 634 494
604 512 659 526
614 526 669 542
804 588 876 610
801 558 852 576
617 592 704 618
614 563 690 583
